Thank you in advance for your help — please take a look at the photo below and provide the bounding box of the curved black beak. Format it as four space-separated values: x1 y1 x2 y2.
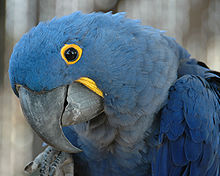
18 82 104 153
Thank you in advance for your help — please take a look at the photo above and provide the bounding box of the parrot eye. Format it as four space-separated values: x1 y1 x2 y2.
61 44 82 65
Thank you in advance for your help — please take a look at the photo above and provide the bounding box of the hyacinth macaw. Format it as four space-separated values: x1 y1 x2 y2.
9 12 219 176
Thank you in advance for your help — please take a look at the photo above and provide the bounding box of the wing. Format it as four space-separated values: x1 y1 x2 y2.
152 75 220 176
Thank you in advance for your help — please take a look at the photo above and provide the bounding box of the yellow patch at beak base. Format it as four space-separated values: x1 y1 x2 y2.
75 77 104 98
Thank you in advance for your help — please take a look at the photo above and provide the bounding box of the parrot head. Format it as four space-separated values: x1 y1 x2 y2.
9 12 183 153
9 12 144 95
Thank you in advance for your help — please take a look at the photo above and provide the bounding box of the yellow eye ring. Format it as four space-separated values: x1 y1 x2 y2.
60 44 82 65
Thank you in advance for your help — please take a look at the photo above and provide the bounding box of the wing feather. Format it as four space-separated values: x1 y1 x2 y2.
153 75 219 176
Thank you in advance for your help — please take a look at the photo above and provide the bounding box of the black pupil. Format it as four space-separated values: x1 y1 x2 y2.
64 47 78 62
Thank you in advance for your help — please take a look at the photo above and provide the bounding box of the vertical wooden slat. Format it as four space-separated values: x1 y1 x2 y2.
207 0 220 70
0 0 6 87
55 0 79 17
0 2 6 171
184 0 211 63
39 0 56 21
0 2 16 175
78 0 95 13
0 0 38 175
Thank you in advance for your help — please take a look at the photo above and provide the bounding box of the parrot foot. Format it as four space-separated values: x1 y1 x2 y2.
24 146 74 176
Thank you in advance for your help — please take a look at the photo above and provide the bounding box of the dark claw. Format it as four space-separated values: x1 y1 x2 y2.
49 152 68 176
24 161 34 173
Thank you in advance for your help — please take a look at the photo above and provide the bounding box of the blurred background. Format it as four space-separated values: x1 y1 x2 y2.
0 0 220 175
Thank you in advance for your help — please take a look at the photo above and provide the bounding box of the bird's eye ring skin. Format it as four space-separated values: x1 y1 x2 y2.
61 44 82 65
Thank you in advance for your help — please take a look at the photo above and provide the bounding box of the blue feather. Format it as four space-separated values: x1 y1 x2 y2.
170 137 188 166
153 75 220 176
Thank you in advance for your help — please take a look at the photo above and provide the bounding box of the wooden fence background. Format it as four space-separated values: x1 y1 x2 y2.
0 0 219 175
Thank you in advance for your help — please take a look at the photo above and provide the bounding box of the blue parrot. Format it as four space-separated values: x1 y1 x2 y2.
9 12 219 176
